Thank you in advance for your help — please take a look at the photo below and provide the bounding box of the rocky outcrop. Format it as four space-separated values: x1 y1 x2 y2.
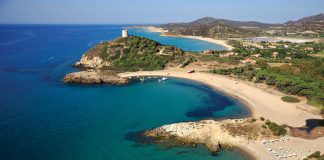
144 119 274 154
64 70 128 85
74 54 110 69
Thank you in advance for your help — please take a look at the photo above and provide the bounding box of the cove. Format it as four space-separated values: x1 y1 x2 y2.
0 25 250 160
129 28 226 52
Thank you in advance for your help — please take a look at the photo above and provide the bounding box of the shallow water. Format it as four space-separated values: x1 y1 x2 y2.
0 25 250 160
129 28 226 52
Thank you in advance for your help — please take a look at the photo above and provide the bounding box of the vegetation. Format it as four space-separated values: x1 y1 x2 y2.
209 58 324 109
264 120 287 136
109 37 182 71
281 96 301 103
87 36 184 71
228 40 324 61
303 151 324 160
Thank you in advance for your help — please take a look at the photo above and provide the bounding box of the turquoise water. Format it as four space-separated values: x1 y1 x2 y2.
0 25 250 159
129 28 226 52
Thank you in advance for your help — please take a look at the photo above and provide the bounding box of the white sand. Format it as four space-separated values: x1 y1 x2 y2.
119 68 323 159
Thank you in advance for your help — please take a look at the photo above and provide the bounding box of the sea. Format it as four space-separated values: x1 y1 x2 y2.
0 25 251 160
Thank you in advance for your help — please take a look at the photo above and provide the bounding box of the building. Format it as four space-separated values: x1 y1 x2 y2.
304 47 314 51
122 29 128 38
272 52 279 58
251 54 261 58
219 52 238 58
241 58 256 64
202 50 214 55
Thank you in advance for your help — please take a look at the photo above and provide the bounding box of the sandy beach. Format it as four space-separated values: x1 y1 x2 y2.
118 67 324 159
142 26 234 50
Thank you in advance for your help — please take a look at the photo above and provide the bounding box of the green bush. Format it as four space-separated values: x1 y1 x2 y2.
307 151 321 159
265 121 287 136
281 96 301 103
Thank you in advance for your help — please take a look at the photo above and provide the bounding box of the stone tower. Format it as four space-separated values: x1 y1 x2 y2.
122 29 128 38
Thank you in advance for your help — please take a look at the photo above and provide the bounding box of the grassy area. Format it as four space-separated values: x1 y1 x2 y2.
265 120 287 136
281 96 301 103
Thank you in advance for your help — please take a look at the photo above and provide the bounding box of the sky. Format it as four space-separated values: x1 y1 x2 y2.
0 0 323 24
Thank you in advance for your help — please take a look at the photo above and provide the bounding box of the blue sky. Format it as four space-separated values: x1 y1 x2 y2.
0 0 323 24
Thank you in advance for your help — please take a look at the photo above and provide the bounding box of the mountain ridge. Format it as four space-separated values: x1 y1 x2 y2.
159 13 324 38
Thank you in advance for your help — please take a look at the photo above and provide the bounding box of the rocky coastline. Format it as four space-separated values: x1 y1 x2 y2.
63 53 128 85
142 118 275 155
64 70 128 84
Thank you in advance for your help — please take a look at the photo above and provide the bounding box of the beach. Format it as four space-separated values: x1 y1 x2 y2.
118 67 324 159
142 26 234 50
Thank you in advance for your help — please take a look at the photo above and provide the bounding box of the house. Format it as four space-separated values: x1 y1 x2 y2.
304 47 314 51
219 52 238 58
241 58 256 64
272 52 279 58
302 30 318 35
251 54 261 58
269 45 277 49
285 57 292 60
202 50 214 55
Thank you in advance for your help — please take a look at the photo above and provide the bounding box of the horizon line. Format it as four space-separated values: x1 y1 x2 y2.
0 12 323 25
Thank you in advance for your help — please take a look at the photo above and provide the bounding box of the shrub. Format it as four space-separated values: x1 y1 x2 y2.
281 96 301 103
261 125 267 129
265 121 287 136
307 151 321 159
260 117 265 121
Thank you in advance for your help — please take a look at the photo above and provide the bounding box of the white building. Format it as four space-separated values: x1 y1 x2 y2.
122 29 128 38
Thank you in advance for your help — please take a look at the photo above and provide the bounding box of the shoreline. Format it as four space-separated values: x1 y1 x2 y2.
119 69 321 127
118 68 324 160
139 26 234 50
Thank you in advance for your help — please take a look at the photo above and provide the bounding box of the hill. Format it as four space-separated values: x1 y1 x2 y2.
284 13 324 34
160 13 324 38
76 36 184 71
160 17 262 39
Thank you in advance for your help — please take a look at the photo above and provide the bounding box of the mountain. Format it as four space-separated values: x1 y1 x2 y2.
284 13 324 33
160 13 324 39
285 13 324 25
189 17 275 28
160 17 263 39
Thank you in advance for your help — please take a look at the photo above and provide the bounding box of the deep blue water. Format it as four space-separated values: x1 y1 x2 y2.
129 28 226 52
0 25 250 160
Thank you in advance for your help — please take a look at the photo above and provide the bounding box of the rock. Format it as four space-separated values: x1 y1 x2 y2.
64 70 128 85
76 54 110 69
143 119 273 154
